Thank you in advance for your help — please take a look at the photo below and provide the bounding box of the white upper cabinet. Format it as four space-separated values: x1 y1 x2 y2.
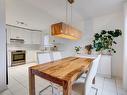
6 28 11 44
23 30 32 44
31 31 42 44
8 26 25 39
7 26 42 45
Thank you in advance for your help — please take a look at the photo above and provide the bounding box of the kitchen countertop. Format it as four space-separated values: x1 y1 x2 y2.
75 54 98 59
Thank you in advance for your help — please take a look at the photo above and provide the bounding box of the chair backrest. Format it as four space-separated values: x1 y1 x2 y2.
52 52 62 61
85 54 101 95
37 53 52 64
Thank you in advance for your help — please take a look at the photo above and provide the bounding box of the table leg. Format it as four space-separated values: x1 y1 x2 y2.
63 82 72 95
29 68 35 95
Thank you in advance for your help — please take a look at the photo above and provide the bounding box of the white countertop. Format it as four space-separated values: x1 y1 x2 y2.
75 54 98 59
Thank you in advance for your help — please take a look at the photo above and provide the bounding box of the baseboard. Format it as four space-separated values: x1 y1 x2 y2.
97 73 123 80
97 73 111 78
111 76 122 80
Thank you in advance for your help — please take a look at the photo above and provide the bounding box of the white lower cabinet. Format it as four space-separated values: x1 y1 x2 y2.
97 55 111 78
26 50 37 63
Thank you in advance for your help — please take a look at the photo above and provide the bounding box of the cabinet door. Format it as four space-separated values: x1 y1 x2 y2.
24 30 32 44
9 27 25 39
31 32 42 44
7 51 11 67
98 55 111 78
7 28 11 44
26 50 37 63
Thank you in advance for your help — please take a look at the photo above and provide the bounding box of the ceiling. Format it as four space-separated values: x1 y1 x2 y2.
26 0 125 19
6 0 125 31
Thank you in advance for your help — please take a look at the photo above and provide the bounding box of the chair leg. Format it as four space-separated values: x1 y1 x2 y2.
52 86 61 95
91 87 98 95
39 85 52 95
95 88 98 95
81 76 86 79
39 84 60 95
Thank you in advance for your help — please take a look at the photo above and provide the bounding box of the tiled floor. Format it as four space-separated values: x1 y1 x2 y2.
0 63 127 95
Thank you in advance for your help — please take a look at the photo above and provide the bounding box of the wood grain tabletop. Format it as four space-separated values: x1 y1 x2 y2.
29 57 94 95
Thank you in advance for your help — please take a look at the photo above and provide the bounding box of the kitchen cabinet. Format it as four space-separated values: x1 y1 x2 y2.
7 51 11 67
31 32 42 44
7 50 39 67
7 28 11 44
7 26 25 44
24 30 31 44
8 26 25 39
26 50 38 63
97 55 111 78
7 26 42 45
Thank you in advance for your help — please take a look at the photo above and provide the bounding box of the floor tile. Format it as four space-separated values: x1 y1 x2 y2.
0 63 126 95
0 89 13 95
102 90 117 95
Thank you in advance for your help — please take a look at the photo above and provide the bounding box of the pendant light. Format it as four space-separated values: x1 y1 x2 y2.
51 0 81 40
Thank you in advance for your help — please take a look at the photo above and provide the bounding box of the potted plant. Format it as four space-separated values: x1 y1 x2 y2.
93 29 122 54
85 44 93 54
74 46 82 54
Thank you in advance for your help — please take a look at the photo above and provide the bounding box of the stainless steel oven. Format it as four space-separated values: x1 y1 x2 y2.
11 50 26 66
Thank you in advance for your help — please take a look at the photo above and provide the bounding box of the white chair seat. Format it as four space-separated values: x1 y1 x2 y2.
81 73 87 78
75 70 88 83
75 77 86 83
54 82 85 95
72 82 85 95
52 82 84 95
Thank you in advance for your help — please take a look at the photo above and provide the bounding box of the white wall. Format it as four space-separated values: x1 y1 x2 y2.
58 11 124 78
0 0 7 92
5 0 58 30
123 2 127 90
93 12 124 78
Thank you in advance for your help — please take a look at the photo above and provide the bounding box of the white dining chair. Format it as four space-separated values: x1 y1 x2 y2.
37 53 55 95
75 54 98 80
72 54 101 95
37 52 52 64
52 52 62 61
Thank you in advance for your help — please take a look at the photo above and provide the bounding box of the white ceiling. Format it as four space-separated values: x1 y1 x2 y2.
74 0 125 19
6 0 125 30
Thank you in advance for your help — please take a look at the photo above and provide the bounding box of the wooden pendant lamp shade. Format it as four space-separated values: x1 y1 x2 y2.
51 22 81 40
68 0 74 4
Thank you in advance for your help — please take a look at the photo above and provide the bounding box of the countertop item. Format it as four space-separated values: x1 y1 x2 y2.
29 57 94 95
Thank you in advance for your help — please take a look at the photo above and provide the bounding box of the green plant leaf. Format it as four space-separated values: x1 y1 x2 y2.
93 29 122 54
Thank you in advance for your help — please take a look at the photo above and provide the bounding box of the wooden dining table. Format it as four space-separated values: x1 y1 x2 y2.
29 57 94 95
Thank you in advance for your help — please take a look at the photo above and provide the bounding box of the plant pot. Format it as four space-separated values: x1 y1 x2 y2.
99 50 112 55
85 49 92 55
76 51 81 54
